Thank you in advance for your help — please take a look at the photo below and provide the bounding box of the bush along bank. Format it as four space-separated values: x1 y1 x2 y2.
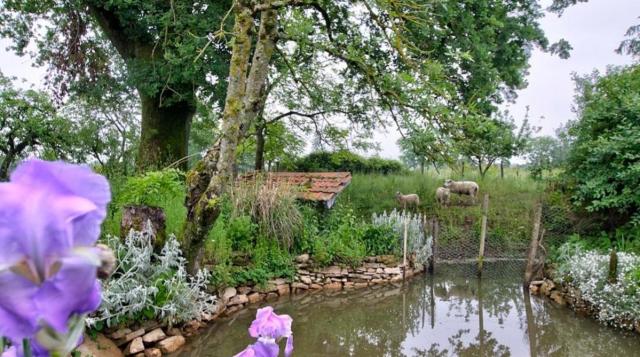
530 249 640 335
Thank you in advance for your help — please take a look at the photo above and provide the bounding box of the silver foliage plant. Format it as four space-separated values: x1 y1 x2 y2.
371 209 433 265
556 249 640 330
86 224 217 328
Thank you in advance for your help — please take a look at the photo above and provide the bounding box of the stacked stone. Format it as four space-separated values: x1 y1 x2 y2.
213 254 424 317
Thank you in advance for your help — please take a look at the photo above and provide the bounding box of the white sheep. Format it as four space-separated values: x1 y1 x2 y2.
435 187 450 206
443 179 479 204
395 191 420 209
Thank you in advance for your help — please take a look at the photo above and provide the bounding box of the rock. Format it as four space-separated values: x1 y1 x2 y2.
540 280 556 296
254 282 278 293
300 275 313 285
354 282 368 288
378 255 397 266
201 312 214 322
635 321 640 334
157 336 186 354
384 267 402 275
225 305 242 315
277 284 291 296
110 328 132 340
344 282 355 289
144 348 162 357
133 353 145 357
296 254 310 263
238 286 252 295
292 282 309 290
222 287 237 302
266 292 279 300
248 292 264 304
530 280 544 287
125 337 145 355
310 283 323 289
77 333 124 357
324 282 342 290
321 266 348 277
529 284 540 295
550 291 566 306
142 328 166 344
228 294 249 306
166 328 182 337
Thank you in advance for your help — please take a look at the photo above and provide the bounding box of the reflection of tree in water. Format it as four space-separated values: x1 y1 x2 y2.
411 329 511 357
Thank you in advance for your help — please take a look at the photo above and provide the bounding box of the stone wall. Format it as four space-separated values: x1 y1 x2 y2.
217 254 425 317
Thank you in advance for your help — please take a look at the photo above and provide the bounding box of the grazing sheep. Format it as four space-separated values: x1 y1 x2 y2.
435 187 450 206
443 179 479 204
395 191 420 209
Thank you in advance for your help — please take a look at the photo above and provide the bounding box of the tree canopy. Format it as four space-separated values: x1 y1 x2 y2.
564 65 640 227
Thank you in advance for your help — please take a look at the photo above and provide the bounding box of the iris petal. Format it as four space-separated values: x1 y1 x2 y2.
0 271 38 341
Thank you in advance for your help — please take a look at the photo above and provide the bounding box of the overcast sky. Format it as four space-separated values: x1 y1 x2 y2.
1 0 639 159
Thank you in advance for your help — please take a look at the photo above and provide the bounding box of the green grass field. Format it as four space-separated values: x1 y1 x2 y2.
340 167 544 249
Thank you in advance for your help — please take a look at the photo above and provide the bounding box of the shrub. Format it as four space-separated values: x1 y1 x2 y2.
88 228 216 329
294 150 405 174
118 169 184 207
361 223 398 256
554 249 640 329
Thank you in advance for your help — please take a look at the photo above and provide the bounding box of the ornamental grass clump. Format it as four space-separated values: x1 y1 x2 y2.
0 160 111 357
556 249 640 329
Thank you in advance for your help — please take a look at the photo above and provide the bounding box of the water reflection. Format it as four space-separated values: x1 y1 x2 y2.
178 262 640 357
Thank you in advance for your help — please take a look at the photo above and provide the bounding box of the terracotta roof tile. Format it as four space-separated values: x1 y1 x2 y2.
239 172 352 208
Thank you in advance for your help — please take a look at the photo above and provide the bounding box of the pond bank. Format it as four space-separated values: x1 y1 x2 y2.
82 255 426 357
530 278 640 335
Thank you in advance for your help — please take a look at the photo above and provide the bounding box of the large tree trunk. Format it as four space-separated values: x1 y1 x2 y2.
0 154 14 181
137 93 195 171
255 122 266 171
183 5 277 273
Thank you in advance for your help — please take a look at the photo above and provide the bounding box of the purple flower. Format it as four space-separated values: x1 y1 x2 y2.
240 307 293 357
248 307 293 341
233 340 280 357
0 160 110 354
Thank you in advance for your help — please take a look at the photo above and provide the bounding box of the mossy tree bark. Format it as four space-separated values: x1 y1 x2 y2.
138 93 195 171
183 4 278 273
89 4 196 172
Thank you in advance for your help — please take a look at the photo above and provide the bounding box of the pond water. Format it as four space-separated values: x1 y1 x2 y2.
177 262 640 357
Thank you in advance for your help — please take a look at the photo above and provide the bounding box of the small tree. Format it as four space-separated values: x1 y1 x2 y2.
0 73 75 180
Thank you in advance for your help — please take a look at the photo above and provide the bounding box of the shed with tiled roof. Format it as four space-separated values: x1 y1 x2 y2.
240 172 352 209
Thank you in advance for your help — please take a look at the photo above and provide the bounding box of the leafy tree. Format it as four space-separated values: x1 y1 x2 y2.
0 0 232 171
526 136 565 180
454 111 532 178
62 74 140 177
0 73 75 180
564 65 640 227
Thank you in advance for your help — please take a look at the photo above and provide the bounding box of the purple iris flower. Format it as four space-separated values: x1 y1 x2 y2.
233 340 280 357
234 307 293 357
0 160 110 355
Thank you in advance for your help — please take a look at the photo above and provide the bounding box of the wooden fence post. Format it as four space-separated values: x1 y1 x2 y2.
608 249 618 284
524 202 543 286
477 193 489 276
403 219 408 280
429 218 439 274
